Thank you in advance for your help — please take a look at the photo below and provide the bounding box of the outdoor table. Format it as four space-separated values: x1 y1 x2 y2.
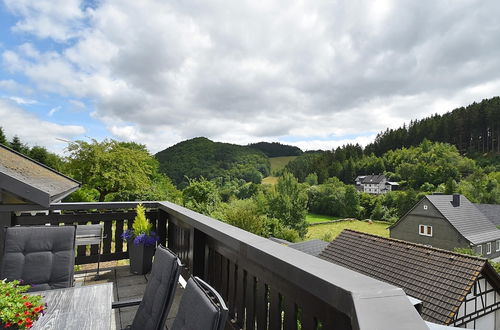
31 283 113 330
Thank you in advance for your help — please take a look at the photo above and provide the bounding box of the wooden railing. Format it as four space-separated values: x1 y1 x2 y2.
9 201 428 330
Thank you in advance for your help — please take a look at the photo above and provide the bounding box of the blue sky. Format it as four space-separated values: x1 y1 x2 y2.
1 0 500 154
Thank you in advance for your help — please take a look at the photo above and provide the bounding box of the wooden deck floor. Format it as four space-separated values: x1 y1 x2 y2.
74 263 183 329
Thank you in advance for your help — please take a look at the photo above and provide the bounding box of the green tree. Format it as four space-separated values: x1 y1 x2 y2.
65 139 158 202
0 127 7 146
268 172 308 237
10 136 28 154
182 177 221 215
305 173 318 185
29 146 64 171
218 199 268 236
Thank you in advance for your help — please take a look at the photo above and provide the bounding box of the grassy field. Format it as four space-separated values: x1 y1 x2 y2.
262 156 298 185
306 213 342 223
307 220 390 241
269 156 297 173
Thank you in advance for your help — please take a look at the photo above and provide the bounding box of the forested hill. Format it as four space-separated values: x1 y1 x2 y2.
365 97 500 156
155 137 270 188
248 142 303 157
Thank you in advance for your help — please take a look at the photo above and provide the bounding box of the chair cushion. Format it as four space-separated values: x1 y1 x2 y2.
131 245 180 330
0 226 75 291
171 278 221 330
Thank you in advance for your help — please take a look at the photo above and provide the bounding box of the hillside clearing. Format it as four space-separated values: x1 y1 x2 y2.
262 156 297 185
269 156 297 173
306 220 390 241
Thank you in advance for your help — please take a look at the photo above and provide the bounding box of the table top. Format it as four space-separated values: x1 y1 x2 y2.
31 283 113 330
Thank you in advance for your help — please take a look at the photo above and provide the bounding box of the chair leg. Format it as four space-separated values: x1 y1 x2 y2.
96 242 101 278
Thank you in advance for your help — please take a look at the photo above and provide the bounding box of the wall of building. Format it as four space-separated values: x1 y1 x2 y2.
472 241 500 259
390 198 469 250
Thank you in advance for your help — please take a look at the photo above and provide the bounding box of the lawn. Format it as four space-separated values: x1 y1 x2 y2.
306 213 342 224
262 176 279 185
307 220 390 241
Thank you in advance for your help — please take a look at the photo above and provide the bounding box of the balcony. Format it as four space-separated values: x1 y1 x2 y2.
1 200 428 329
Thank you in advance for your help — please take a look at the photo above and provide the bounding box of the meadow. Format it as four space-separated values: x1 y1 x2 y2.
306 219 390 241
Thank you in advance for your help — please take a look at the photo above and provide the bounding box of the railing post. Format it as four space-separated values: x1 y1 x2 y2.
191 228 207 278
0 211 13 227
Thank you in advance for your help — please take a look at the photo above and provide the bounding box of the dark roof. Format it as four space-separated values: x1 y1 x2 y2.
319 229 500 325
289 239 328 257
475 203 500 226
360 174 386 184
0 145 80 207
425 195 500 244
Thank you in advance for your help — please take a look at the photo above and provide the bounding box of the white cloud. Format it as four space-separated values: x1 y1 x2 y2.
6 96 37 105
0 100 85 153
2 0 500 151
3 0 87 41
48 106 61 116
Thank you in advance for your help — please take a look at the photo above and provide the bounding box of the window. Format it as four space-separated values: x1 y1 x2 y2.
423 205 428 210
487 242 492 254
477 245 483 256
496 240 500 252
419 225 432 237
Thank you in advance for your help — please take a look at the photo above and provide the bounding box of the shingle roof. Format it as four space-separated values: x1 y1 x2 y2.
288 239 328 257
360 174 386 184
475 203 500 226
0 145 80 207
426 195 500 244
319 229 497 325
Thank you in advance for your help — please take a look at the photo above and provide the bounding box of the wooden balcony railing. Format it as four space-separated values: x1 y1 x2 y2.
6 201 428 330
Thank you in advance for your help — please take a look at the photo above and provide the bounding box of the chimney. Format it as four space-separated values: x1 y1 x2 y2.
452 194 460 207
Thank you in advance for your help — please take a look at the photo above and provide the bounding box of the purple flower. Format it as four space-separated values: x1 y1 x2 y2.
133 232 159 247
121 229 134 241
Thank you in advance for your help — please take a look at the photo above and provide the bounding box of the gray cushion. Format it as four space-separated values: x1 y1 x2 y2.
131 245 181 330
0 226 76 292
171 277 227 330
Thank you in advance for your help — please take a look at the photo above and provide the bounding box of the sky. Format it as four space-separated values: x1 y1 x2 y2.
1 0 500 155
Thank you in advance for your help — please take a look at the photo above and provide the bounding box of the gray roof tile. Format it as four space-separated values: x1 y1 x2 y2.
288 239 328 257
475 203 500 226
426 195 500 244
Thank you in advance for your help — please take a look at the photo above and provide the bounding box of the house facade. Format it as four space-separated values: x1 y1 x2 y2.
355 174 399 194
319 230 500 329
390 194 500 259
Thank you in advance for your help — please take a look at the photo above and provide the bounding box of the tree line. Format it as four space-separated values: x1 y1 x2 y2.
364 96 500 156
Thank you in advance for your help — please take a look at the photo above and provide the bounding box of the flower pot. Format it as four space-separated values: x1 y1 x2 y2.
127 240 156 275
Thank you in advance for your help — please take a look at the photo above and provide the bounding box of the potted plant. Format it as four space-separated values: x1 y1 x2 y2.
122 204 159 274
0 279 46 329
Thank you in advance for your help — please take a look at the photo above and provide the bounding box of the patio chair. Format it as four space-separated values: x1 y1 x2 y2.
0 225 76 292
75 224 104 278
171 276 228 330
112 245 182 330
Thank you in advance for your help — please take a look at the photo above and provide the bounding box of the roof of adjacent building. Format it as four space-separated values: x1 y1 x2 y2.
319 229 500 325
475 203 500 226
424 194 500 244
288 239 329 257
0 145 80 207
360 174 386 184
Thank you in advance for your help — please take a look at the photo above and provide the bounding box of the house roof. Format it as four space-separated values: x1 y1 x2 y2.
288 239 328 257
360 174 386 184
475 203 500 226
0 145 80 207
425 195 500 245
319 229 500 325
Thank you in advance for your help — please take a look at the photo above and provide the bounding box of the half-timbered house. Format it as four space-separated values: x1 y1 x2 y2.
319 229 500 329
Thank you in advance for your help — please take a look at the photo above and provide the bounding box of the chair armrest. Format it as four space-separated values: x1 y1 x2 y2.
112 298 142 309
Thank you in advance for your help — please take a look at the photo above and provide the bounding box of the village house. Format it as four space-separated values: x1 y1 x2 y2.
319 229 500 329
390 194 500 259
354 174 399 194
